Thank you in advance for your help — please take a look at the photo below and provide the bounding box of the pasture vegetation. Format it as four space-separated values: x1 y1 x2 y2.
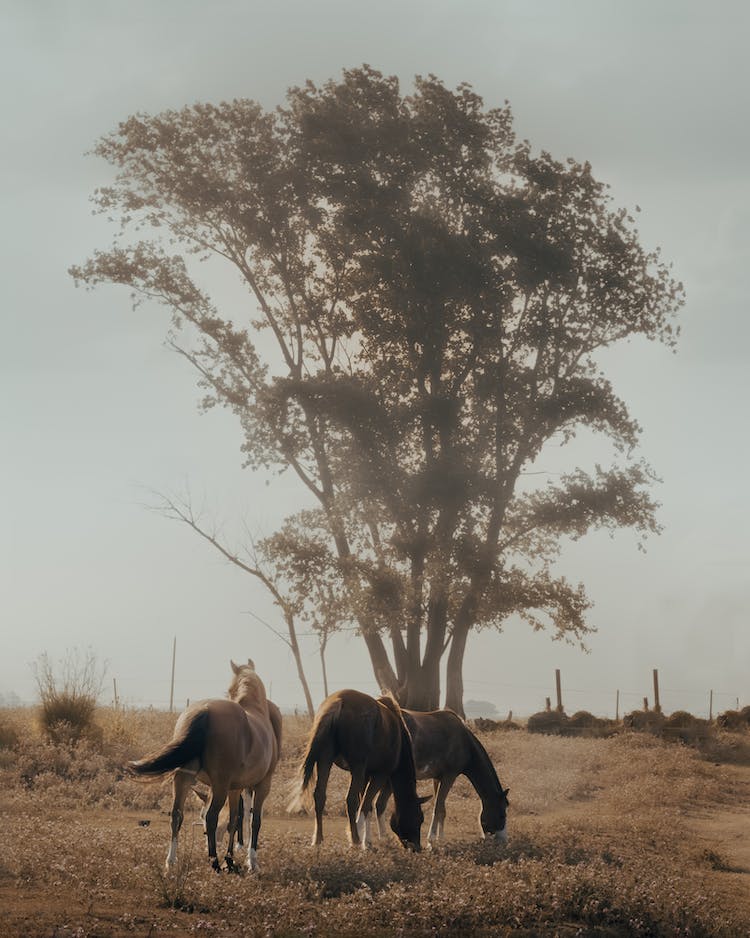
1 705 749 937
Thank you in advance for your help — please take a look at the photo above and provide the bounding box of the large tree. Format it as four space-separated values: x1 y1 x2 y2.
71 67 682 715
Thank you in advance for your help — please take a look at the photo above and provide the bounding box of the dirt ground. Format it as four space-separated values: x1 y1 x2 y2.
3 770 749 937
3 722 750 938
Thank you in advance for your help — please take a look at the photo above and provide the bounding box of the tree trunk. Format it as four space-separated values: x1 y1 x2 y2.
403 659 440 710
319 633 329 700
444 624 469 717
403 589 448 710
362 628 401 695
287 623 316 718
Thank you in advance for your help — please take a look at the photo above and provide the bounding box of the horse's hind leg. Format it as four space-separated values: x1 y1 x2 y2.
223 790 242 871
246 776 271 872
167 769 193 869
204 785 229 871
312 758 331 846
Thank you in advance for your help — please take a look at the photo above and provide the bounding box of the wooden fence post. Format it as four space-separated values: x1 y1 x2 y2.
709 690 713 723
555 669 563 712
652 669 661 713
643 697 649 712
616 689 620 722
545 697 551 712
169 636 177 713
113 678 119 710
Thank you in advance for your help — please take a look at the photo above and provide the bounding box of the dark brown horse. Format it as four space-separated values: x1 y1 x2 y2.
375 708 509 845
128 660 280 872
289 689 428 850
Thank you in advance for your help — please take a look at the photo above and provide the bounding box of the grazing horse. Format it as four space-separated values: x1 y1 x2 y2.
375 708 509 845
290 689 428 850
127 659 279 872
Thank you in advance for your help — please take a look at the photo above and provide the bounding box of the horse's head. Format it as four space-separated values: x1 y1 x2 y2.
390 794 430 851
228 659 266 709
480 786 510 843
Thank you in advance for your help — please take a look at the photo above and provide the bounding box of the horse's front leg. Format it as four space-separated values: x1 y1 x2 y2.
346 767 366 846
428 775 456 846
357 775 387 850
246 777 272 873
312 759 331 846
375 780 392 840
166 769 193 870
204 785 228 871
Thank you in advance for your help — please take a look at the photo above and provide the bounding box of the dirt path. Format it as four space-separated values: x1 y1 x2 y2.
689 805 750 916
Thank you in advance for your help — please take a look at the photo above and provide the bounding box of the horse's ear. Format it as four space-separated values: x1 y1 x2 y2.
247 658 255 670
230 660 240 674
503 787 510 799
418 794 432 805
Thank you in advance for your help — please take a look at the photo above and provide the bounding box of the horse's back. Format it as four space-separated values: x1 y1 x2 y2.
319 689 401 775
200 698 278 789
403 708 472 778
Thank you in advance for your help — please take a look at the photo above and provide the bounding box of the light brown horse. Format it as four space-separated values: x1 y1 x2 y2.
191 699 283 855
375 708 509 846
128 660 279 872
290 689 428 850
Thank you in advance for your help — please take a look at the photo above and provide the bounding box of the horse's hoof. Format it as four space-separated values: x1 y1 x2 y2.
210 858 221 872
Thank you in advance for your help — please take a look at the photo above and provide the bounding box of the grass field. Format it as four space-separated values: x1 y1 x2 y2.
1 705 749 937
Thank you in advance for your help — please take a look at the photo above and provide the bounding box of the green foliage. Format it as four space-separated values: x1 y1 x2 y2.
71 67 685 709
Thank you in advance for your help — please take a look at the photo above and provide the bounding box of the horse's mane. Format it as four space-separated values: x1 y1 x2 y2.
465 725 504 795
377 694 419 788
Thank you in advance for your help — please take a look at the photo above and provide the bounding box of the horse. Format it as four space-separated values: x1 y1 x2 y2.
127 659 280 872
190 699 283 854
289 689 428 851
374 708 509 846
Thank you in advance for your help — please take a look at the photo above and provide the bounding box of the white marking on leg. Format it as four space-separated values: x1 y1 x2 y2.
377 812 388 839
247 847 259 872
166 837 178 868
356 811 367 847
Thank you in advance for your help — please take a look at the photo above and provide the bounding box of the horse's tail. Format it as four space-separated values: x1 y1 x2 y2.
127 709 209 778
287 698 342 813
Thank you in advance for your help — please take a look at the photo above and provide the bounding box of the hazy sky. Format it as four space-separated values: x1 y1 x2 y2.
2 1 748 717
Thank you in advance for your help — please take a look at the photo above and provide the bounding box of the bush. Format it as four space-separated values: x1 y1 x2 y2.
527 709 568 735
472 716 521 733
623 709 666 734
33 648 106 744
716 706 750 731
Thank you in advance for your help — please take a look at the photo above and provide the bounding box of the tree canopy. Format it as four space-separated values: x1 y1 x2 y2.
71 66 683 714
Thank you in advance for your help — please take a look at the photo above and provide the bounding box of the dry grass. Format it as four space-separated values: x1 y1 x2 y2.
1 705 749 937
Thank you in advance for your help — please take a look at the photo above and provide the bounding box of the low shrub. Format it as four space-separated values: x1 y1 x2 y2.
717 706 750 731
33 649 105 744
527 709 568 735
472 716 521 733
0 713 20 749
